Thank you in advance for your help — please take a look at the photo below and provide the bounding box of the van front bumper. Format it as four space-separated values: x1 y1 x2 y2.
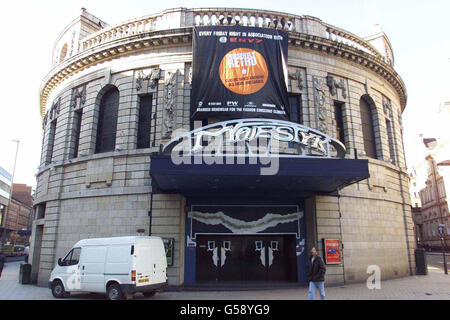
120 281 168 294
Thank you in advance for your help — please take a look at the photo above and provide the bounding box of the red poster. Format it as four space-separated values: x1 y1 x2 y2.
324 239 341 264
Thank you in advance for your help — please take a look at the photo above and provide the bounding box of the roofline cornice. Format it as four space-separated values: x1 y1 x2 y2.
40 10 407 118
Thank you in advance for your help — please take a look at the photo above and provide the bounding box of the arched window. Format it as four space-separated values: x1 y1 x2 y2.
359 96 377 159
95 87 119 154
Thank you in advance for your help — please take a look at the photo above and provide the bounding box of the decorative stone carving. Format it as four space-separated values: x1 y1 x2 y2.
42 111 49 129
288 69 304 90
326 75 347 99
69 30 76 57
149 68 161 89
312 76 328 133
188 66 192 87
364 78 371 94
50 97 61 121
384 47 393 66
136 68 161 91
382 96 393 118
136 71 145 91
70 85 86 110
162 70 178 139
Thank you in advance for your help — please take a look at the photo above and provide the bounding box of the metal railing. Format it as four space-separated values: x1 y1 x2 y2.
78 8 383 61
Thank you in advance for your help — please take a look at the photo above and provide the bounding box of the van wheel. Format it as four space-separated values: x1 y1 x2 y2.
143 290 156 298
51 280 69 298
107 283 125 300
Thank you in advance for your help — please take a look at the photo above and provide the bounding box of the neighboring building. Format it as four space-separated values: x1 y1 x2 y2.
0 167 12 239
409 102 450 249
409 170 421 209
411 206 424 246
6 201 33 245
1 183 34 245
0 170 34 244
417 151 450 249
409 170 424 247
12 184 34 208
11 184 34 244
31 8 415 287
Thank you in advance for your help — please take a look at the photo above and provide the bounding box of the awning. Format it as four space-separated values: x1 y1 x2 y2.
17 229 31 236
150 155 369 198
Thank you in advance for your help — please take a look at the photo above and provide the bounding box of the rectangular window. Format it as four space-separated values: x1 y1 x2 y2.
288 95 302 149
333 101 345 145
45 120 57 165
95 88 119 154
360 98 377 158
288 95 302 124
35 203 46 220
137 95 153 149
71 109 83 159
386 119 396 164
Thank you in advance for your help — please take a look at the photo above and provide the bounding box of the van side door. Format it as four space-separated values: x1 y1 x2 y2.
105 245 133 286
59 247 82 292
80 246 107 292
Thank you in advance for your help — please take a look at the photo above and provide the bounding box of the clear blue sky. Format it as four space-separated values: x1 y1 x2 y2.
0 0 448 188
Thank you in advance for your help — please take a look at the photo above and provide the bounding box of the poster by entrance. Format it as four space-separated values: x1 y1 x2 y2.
323 239 341 264
163 238 174 266
191 26 289 120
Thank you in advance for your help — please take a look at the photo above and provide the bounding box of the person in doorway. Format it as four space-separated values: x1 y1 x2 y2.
306 247 326 300
24 246 30 263
0 251 6 279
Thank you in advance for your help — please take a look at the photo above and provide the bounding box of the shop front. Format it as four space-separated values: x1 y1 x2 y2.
147 25 370 285
150 119 370 285
186 204 305 284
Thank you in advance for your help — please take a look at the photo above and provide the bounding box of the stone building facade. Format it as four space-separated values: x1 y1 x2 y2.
0 166 12 233
31 8 415 287
418 153 450 249
409 103 450 249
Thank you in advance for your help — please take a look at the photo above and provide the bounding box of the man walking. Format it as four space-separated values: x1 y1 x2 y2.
306 247 326 300
0 251 6 279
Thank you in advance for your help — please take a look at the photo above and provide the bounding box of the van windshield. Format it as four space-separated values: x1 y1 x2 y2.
61 247 81 266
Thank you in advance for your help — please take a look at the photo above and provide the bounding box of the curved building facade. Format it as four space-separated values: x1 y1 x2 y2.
30 8 415 287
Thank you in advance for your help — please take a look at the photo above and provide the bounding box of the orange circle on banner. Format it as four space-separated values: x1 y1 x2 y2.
219 48 268 95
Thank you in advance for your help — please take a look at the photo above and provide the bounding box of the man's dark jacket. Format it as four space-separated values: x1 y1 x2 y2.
306 255 326 282
0 254 6 269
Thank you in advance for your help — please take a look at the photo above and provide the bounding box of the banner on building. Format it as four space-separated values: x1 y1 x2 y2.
191 26 289 120
323 239 341 264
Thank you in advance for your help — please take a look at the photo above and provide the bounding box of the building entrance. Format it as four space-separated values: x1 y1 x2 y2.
196 235 297 282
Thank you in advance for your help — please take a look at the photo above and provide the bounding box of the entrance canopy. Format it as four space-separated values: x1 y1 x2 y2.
150 155 369 198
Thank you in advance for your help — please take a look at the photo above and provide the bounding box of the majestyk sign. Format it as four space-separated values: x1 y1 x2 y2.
163 119 346 159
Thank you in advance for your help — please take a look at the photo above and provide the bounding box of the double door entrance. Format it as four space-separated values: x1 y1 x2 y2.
196 235 297 282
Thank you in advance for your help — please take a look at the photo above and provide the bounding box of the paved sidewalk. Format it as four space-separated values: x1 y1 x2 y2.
0 261 449 300
426 252 450 273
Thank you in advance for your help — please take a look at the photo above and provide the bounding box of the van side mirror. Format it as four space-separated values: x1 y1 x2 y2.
57 258 62 266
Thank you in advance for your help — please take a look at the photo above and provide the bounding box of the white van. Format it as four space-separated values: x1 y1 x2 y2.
49 236 168 300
